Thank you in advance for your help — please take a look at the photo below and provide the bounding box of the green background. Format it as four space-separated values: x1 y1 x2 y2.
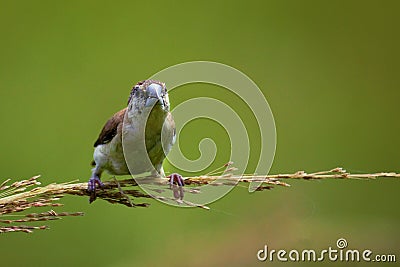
0 1 399 266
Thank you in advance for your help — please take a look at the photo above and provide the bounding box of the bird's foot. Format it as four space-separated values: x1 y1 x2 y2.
87 176 104 203
168 173 184 200
88 176 104 191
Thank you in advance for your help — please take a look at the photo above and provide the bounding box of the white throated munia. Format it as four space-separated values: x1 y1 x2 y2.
88 80 184 202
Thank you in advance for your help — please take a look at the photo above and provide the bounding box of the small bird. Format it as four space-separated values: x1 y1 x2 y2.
88 80 184 202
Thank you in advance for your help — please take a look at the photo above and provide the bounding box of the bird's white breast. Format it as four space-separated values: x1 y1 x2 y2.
93 104 175 177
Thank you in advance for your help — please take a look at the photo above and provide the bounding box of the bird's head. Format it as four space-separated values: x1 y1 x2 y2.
127 80 170 114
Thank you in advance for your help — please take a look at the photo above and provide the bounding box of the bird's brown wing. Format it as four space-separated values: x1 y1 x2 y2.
94 108 127 147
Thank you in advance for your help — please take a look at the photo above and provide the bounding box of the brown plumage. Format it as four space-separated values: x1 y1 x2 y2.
94 108 126 147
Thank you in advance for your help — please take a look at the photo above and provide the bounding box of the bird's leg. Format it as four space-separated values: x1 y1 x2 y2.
153 166 184 200
88 167 104 203
88 170 104 191
168 173 185 200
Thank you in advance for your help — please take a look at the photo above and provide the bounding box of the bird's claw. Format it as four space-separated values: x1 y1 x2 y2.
168 173 184 200
87 176 104 203
88 176 104 191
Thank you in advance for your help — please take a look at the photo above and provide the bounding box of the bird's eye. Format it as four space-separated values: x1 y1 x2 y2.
127 86 140 104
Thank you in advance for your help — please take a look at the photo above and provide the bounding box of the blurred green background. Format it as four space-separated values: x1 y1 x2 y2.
0 0 399 266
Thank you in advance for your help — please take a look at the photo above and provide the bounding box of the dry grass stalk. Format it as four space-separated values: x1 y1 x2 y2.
1 166 399 233
0 176 85 233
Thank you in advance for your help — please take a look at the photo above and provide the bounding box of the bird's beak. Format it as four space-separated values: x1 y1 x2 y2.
145 83 164 107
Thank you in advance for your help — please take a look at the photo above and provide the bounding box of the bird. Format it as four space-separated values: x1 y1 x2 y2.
88 80 184 202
